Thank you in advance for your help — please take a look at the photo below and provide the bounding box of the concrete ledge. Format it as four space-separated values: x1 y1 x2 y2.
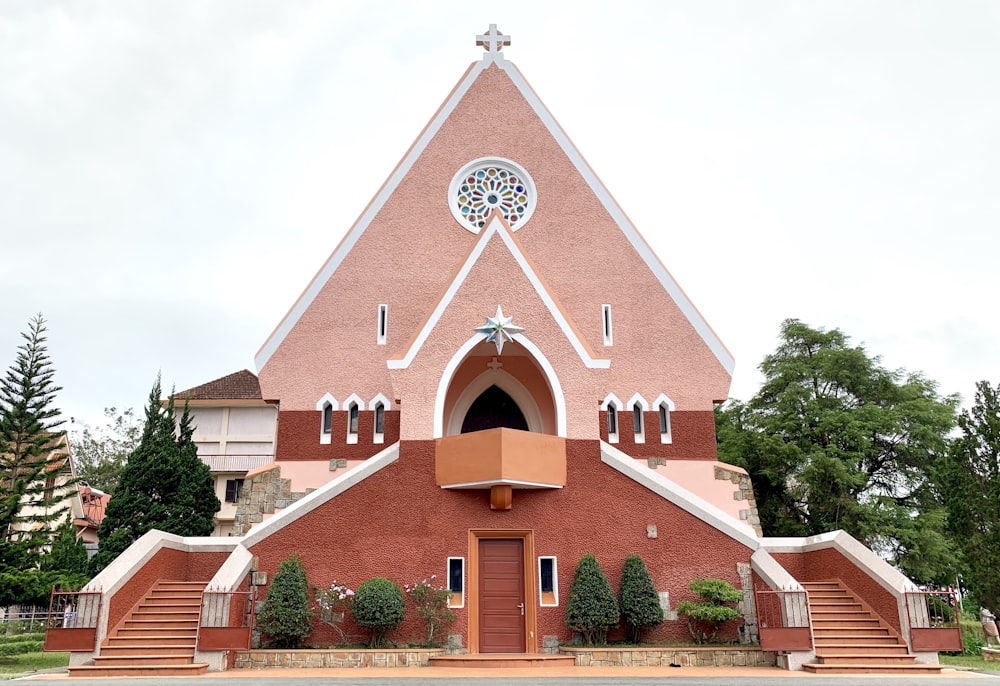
233 648 445 669
559 646 777 667
983 647 1000 662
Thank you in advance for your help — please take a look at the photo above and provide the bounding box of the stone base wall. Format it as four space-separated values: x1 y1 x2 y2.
559 646 776 667
233 648 445 669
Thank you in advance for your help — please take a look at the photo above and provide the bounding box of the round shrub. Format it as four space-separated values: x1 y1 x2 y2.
352 577 405 647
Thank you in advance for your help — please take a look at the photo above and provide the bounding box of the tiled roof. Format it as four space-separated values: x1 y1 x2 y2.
174 369 262 401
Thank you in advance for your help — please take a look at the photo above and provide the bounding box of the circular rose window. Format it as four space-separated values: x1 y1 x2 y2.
449 158 536 233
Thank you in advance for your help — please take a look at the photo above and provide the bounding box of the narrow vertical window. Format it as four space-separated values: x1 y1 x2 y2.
373 402 385 444
607 406 618 435
602 304 613 346
448 557 465 608
377 304 388 345
633 404 643 435
348 403 359 435
322 403 333 434
659 402 672 444
539 556 558 606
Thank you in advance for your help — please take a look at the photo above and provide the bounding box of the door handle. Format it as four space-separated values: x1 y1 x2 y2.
517 602 525 615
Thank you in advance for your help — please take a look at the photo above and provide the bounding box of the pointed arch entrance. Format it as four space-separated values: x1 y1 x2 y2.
461 385 529 433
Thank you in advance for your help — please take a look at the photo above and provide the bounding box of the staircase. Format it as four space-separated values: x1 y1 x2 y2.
68 580 209 677
802 580 942 674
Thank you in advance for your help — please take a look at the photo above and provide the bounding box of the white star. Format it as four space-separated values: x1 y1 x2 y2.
474 305 525 355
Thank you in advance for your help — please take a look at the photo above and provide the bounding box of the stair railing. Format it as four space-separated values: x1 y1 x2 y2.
42 588 103 652
197 587 256 651
904 587 962 652
755 587 812 651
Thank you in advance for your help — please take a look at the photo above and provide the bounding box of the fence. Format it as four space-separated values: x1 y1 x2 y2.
197 589 255 651
41 590 102 652
755 589 812 651
905 587 963 652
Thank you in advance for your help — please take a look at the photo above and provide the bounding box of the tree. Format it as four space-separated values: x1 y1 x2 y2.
565 553 619 646
936 380 1000 619
257 554 313 648
352 577 405 648
618 553 663 643
0 315 72 574
70 407 140 495
41 517 89 577
93 378 220 570
676 578 742 643
716 319 958 582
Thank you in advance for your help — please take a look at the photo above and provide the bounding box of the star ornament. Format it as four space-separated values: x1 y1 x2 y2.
474 306 525 355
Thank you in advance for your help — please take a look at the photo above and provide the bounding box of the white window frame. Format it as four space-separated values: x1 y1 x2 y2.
538 556 558 607
447 557 465 608
627 393 648 444
653 393 675 444
377 304 388 345
368 394 391 445
601 393 622 444
316 393 338 445
602 304 613 346
343 394 363 444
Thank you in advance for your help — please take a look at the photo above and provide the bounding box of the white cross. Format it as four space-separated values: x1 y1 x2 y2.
476 24 510 55
487 357 503 372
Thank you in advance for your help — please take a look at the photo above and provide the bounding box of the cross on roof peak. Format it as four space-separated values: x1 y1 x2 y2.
476 24 510 55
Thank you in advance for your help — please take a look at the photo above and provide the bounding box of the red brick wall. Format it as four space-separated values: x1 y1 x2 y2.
249 438 755 649
771 549 901 634
275 410 400 461
107 547 187 633
599 410 718 460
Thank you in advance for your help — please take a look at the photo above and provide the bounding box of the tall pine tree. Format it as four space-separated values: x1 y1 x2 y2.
0 315 72 572
93 378 219 570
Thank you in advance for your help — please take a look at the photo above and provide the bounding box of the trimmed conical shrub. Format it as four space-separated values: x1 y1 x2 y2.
257 554 313 648
565 553 619 646
618 553 663 643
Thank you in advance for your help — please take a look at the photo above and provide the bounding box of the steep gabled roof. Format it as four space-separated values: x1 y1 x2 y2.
255 40 733 375
174 369 263 401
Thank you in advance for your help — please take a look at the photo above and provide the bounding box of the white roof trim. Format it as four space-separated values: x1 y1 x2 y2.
600 441 759 549
241 442 400 548
497 61 734 374
256 54 732 375
254 58 491 370
387 215 609 371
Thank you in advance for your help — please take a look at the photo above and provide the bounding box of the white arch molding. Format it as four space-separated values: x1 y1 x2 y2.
434 333 566 438
446 369 544 436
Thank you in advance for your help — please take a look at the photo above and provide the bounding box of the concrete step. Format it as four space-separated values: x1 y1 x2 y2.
814 654 918 666
802 663 943 675
105 633 197 645
93 654 196 667
816 644 911 656
99 644 197 656
114 627 198 639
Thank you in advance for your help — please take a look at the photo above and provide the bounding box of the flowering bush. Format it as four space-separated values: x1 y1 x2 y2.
404 575 455 647
315 581 354 622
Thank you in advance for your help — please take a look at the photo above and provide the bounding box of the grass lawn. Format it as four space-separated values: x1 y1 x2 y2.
0 652 68 680
939 653 998 671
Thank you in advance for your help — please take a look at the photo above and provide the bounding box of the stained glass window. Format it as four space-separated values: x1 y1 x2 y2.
450 159 535 232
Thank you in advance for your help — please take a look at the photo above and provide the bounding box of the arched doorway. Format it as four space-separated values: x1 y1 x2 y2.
461 385 529 433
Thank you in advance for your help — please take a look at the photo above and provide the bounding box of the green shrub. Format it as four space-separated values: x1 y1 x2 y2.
618 553 663 643
256 554 313 648
0 634 44 644
352 578 405 648
404 577 455 647
0 641 44 657
676 578 742 644
565 554 619 646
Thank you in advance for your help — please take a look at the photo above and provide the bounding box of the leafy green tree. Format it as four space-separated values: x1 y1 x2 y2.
352 577 405 648
0 315 74 576
40 517 89 577
618 553 663 643
257 554 313 648
676 578 742 643
936 380 1000 619
716 319 958 582
565 553 619 646
70 407 140 495
92 378 220 570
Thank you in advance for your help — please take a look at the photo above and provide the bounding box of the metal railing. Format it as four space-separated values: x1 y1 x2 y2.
42 590 102 652
197 588 255 651
905 587 963 652
755 588 812 651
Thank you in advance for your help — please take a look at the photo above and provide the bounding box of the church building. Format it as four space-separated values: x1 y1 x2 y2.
57 26 952 675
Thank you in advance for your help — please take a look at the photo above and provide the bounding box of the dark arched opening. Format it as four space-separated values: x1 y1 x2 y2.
461 385 529 433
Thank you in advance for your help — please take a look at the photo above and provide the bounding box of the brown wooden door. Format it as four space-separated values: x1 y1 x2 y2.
478 538 525 653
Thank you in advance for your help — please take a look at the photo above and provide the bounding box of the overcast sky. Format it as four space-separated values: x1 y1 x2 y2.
2 1 998 430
